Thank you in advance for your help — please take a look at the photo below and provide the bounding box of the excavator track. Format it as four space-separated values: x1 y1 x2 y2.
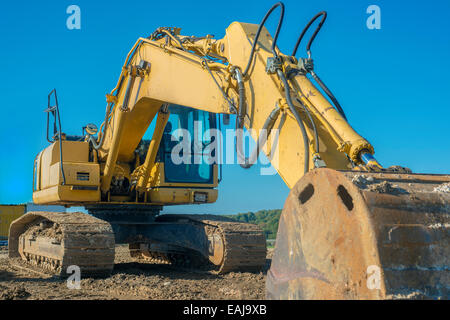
8 211 115 278
204 218 267 273
129 246 201 268
129 242 185 265
130 214 267 273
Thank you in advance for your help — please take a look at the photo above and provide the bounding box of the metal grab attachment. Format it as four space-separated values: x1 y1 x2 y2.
44 89 66 185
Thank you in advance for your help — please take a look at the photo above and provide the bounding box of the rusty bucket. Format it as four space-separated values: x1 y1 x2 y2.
266 168 450 299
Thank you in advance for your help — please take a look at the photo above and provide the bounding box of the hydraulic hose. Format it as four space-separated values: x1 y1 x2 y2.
243 2 285 77
292 11 327 58
159 28 187 51
277 69 310 174
310 71 347 121
236 106 281 169
89 102 113 150
295 97 319 154
291 11 348 122
234 68 281 169
235 68 246 129
288 75 319 154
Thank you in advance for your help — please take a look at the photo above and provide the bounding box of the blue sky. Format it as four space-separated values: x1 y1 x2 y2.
0 0 449 214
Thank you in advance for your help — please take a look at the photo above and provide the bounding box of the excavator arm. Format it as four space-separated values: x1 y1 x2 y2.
94 20 376 197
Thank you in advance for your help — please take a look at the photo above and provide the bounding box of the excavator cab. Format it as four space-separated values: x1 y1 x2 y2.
156 105 217 186
32 93 219 206
137 104 219 204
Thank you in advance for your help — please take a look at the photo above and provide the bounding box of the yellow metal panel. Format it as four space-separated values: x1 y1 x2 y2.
0 205 26 239
43 140 90 165
221 22 354 188
222 22 313 187
137 109 170 191
33 158 100 204
138 41 231 114
39 141 91 190
61 162 100 186
40 144 52 189
33 185 100 205
292 75 373 162
100 98 160 163
148 162 218 188
148 188 218 204
44 162 99 189
100 39 235 164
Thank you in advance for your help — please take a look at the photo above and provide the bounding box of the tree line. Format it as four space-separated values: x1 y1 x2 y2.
225 209 281 240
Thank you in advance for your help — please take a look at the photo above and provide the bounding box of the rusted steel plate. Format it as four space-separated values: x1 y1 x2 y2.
267 168 450 300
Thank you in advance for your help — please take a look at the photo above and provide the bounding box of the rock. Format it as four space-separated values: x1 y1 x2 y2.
0 286 31 300
433 182 450 193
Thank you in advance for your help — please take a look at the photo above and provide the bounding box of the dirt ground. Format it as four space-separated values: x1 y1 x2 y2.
0 245 272 300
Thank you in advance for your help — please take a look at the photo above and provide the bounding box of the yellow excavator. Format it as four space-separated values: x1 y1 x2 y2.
9 2 449 299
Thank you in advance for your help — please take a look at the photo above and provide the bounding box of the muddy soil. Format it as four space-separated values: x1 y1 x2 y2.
0 245 272 300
